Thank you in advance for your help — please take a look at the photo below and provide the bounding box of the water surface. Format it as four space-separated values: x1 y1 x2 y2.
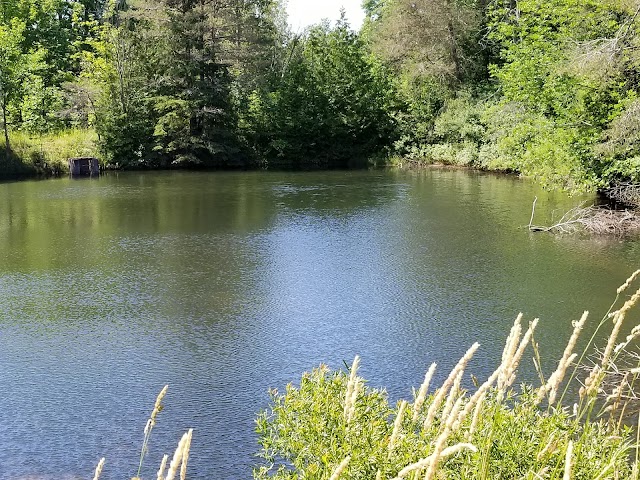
0 169 638 479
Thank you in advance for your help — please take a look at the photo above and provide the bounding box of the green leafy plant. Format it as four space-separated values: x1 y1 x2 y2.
255 271 640 479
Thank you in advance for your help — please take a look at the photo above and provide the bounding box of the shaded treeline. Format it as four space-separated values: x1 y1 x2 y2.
2 0 640 189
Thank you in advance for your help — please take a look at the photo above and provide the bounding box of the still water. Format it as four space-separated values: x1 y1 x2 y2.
0 169 638 479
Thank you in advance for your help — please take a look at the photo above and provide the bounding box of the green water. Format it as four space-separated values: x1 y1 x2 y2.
0 169 637 479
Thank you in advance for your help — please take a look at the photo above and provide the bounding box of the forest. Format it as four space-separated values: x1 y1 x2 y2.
2 0 640 191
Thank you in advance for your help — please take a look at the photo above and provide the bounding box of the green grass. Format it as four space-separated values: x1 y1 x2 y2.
0 129 99 178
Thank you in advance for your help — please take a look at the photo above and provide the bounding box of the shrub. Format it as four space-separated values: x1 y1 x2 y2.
481 102 598 191
255 272 640 480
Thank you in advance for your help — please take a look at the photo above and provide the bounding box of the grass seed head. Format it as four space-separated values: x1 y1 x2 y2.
501 317 539 393
537 433 558 461
538 312 587 404
151 385 169 426
440 371 463 426
344 356 361 423
389 400 408 455
329 456 351 480
563 440 574 480
598 291 640 381
157 454 169 480
180 429 193 480
393 442 476 480
165 431 190 480
617 269 640 294
424 343 479 430
92 457 105 480
465 392 486 439
413 363 437 421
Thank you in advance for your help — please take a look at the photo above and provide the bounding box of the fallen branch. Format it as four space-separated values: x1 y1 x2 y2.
604 182 640 209
528 200 640 236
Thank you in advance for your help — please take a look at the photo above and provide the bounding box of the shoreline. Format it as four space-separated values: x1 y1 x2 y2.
2 154 639 213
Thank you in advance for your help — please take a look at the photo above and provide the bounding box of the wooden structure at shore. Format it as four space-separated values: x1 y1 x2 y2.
68 157 100 176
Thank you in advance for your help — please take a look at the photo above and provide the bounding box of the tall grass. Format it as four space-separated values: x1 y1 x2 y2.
0 129 99 178
90 385 193 480
255 270 640 479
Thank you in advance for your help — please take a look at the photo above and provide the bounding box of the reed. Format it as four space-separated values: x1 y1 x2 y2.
91 385 193 480
92 457 105 480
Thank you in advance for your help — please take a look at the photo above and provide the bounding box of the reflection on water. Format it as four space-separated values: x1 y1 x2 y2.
0 170 638 479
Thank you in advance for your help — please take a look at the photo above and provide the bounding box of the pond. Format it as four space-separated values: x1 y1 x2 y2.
0 169 638 479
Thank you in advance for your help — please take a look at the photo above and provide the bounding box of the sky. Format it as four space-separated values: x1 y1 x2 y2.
285 0 366 32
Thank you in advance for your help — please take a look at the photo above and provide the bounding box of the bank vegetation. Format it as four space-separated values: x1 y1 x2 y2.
2 0 640 200
254 270 640 479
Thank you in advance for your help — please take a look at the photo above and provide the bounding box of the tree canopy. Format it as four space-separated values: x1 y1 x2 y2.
2 0 640 190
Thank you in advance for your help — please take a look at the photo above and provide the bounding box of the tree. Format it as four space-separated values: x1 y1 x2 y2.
483 0 637 188
82 13 157 166
0 0 106 145
370 0 486 87
240 17 398 166
360 0 491 160
0 20 28 152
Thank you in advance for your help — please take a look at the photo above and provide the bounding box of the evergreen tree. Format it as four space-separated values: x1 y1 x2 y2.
241 17 398 166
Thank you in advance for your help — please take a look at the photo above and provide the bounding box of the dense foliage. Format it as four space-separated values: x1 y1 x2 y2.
2 0 640 188
239 17 398 167
255 366 633 479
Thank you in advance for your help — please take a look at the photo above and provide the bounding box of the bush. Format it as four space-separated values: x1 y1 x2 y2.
480 102 599 191
255 272 640 480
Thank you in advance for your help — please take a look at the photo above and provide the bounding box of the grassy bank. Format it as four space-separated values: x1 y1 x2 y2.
0 129 100 180
254 271 640 479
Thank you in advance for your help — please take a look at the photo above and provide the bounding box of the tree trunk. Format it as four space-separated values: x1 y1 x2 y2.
447 19 462 82
1 93 10 153
443 0 462 83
